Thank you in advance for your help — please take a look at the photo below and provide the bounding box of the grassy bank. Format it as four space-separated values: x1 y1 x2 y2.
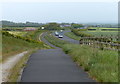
24 30 47 41
2 31 50 62
44 33 118 82
62 44 118 82
64 32 80 40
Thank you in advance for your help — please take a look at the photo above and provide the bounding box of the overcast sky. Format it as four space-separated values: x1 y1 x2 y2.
1 1 118 24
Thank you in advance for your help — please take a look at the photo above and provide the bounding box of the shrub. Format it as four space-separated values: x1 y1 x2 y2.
71 29 93 37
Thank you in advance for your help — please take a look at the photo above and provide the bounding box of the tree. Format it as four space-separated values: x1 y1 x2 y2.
44 23 60 30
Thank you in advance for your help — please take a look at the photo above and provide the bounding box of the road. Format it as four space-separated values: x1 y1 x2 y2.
52 31 79 44
21 31 95 82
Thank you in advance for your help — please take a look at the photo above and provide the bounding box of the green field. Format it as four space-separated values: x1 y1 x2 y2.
82 31 118 37
70 27 119 42
84 27 118 42
88 27 119 32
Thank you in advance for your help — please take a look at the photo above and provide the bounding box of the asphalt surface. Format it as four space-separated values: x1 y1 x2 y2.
52 31 80 44
21 31 95 82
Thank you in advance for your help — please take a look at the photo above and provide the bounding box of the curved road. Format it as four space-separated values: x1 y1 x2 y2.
52 31 79 44
21 31 95 82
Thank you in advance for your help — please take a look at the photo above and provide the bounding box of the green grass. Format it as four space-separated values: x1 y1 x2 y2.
71 28 118 42
88 27 119 31
62 44 118 82
44 33 118 82
2 31 50 62
83 31 118 37
65 32 80 40
82 31 118 42
24 30 46 41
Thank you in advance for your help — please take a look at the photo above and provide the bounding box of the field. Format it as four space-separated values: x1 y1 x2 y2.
44 32 118 82
85 27 118 42
69 27 119 42
88 27 119 32
83 31 118 36
85 27 118 36
83 31 118 41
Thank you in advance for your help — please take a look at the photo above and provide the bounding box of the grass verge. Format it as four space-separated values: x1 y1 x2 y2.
44 33 118 82
65 32 80 40
7 50 34 82
62 44 118 82
2 31 51 62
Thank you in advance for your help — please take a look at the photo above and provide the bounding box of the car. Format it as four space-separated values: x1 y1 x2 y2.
58 35 63 38
60 30 63 33
55 31 59 36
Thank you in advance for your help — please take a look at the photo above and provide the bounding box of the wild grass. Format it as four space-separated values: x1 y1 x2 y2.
62 44 118 82
45 33 118 82
2 31 50 62
23 30 47 41
64 32 80 40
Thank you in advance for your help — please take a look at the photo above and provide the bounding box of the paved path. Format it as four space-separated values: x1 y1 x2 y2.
21 32 95 82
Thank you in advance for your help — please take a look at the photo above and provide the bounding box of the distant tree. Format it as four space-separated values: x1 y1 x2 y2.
1 20 43 27
44 23 60 30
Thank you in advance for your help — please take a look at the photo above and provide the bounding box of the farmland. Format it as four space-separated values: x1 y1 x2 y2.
85 27 118 37
69 27 118 41
87 27 118 32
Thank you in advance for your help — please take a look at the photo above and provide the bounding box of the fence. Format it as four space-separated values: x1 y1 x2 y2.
79 36 120 51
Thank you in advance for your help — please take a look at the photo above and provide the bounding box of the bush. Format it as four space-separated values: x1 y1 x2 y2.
71 29 93 37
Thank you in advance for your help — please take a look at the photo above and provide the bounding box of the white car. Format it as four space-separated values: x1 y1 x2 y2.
58 35 63 38
55 32 59 36
60 30 63 33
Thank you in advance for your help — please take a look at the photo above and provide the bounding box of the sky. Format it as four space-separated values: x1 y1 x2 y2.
0 0 119 24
